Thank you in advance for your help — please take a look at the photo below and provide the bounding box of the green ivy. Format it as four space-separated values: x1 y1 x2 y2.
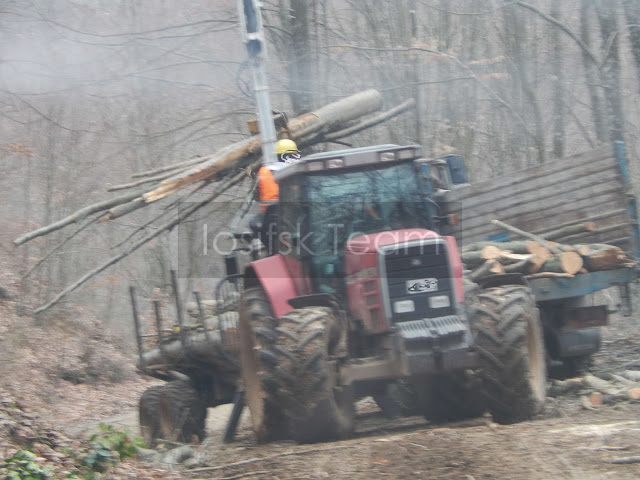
81 424 145 473
1 425 145 480
2 450 53 480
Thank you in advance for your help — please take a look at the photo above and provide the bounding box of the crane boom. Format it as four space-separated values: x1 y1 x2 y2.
238 0 278 165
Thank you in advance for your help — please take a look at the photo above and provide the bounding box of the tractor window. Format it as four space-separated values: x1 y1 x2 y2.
277 176 307 258
306 162 430 258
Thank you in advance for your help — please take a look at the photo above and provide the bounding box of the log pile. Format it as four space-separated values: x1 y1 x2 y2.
549 371 640 408
462 220 636 282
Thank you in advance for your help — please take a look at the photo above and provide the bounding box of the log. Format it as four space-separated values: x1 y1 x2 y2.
526 272 575 279
539 251 584 275
587 392 626 406
504 258 533 273
579 244 628 271
461 240 539 254
622 370 640 382
526 250 552 273
139 330 235 371
548 378 583 397
320 98 415 142
143 90 385 204
469 260 503 282
582 373 620 395
460 250 487 268
462 246 532 266
491 219 563 254
611 456 640 465
540 222 597 241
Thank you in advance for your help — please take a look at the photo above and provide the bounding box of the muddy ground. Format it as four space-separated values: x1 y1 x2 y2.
2 286 639 480
77 308 640 480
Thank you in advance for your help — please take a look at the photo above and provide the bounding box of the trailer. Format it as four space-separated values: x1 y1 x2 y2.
451 141 639 377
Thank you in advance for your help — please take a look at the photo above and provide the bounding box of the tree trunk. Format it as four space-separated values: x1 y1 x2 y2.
622 0 640 91
581 0 608 143
551 2 565 158
596 0 625 142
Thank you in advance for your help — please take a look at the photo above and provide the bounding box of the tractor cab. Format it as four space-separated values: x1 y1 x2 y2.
272 145 464 295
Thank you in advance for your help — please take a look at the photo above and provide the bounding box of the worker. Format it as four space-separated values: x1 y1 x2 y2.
256 138 300 212
253 139 300 253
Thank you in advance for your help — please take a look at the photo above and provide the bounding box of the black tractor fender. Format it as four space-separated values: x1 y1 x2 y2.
474 273 529 290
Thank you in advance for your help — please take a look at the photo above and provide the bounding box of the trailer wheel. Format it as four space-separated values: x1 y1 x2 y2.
415 372 486 423
469 285 547 424
270 307 354 443
139 385 164 446
238 286 288 442
157 380 207 444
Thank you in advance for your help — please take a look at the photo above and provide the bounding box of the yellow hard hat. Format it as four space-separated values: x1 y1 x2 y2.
275 139 300 163
276 139 298 155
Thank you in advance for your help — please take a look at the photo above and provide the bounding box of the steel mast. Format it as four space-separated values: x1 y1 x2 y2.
238 0 278 165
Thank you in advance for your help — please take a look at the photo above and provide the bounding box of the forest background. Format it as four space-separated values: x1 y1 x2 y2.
2 0 640 346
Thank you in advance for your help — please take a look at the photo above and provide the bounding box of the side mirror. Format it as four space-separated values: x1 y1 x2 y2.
444 155 468 184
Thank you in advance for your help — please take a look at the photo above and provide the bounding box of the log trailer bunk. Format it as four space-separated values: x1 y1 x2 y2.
130 143 637 446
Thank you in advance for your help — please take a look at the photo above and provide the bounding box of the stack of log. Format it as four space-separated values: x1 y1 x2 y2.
462 220 636 282
549 371 640 408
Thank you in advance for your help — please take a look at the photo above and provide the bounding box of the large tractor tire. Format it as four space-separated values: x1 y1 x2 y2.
269 307 354 443
415 372 486 423
468 285 547 424
157 380 207 444
139 385 164 447
238 286 288 442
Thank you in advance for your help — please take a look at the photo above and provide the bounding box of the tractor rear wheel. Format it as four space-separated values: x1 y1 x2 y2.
269 307 354 443
238 286 288 442
139 385 164 446
468 285 546 424
157 380 207 444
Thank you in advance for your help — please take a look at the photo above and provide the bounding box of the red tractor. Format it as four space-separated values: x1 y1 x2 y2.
236 144 547 443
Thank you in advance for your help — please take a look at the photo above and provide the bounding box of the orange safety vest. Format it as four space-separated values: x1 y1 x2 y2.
258 166 280 212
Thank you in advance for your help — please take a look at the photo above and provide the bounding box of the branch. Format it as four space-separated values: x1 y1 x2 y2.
512 1 599 65
111 183 207 249
22 216 100 279
189 446 350 474
33 168 252 314
13 188 147 246
130 155 208 179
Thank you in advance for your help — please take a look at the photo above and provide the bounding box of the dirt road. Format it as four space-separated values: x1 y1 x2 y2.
191 407 640 480
112 313 639 480
62 309 640 480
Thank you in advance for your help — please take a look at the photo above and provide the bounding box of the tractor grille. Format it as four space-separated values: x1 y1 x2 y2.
381 240 456 323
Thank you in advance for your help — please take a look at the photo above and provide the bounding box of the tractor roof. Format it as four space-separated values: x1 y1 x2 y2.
274 144 423 182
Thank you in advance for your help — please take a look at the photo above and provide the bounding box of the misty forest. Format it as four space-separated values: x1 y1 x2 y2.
2 0 640 338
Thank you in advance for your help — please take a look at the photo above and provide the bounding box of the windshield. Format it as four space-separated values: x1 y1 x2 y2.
306 162 430 255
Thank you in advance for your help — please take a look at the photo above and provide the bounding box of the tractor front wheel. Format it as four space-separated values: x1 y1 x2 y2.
468 285 547 424
269 307 354 443
238 286 288 442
